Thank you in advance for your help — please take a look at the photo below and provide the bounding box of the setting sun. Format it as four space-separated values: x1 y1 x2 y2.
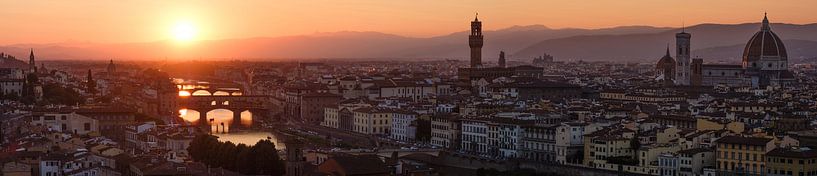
172 21 197 42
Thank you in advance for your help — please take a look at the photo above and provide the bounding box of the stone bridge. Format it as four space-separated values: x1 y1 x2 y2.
178 95 269 128
180 88 244 96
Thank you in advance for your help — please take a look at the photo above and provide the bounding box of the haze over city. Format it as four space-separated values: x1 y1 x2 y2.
1 1 817 60
2 1 817 176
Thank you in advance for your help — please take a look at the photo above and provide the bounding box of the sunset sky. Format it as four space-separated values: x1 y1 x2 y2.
1 0 815 45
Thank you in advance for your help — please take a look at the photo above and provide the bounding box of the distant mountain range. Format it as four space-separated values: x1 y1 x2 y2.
513 23 817 62
1 22 816 62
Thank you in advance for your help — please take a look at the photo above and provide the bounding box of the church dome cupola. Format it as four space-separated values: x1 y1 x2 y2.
742 13 787 70
656 47 675 69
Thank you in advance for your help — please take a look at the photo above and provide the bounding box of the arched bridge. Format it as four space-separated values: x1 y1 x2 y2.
179 88 244 96
178 95 270 128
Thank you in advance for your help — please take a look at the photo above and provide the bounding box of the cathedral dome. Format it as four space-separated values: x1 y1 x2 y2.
656 47 675 69
742 14 787 66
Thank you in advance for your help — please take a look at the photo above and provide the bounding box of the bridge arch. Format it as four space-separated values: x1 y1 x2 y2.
206 109 234 133
179 109 201 123
178 108 255 132
177 95 268 131
192 90 212 96
239 110 252 127
213 91 230 96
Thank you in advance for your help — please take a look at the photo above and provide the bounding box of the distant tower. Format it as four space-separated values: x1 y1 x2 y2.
469 13 484 68
675 28 691 85
691 58 703 86
39 63 47 74
107 59 117 73
285 139 305 176
498 51 506 68
29 49 36 73
87 69 96 95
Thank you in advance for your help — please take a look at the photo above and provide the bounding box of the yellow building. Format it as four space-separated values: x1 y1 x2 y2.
352 107 392 135
30 112 99 135
715 136 775 175
583 128 635 166
697 118 744 133
765 147 817 176
655 126 680 145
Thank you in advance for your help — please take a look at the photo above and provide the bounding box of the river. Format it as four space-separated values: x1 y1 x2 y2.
212 131 285 150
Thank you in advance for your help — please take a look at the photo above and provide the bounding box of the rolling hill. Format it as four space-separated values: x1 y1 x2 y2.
1 22 816 62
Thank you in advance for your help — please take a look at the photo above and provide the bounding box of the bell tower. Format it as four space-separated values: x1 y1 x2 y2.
469 13 483 68
675 29 691 85
498 51 506 68
29 49 36 73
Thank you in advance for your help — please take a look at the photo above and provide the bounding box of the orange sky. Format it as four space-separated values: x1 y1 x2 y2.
0 0 815 45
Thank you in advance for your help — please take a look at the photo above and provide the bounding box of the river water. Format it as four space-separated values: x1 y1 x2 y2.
212 131 285 150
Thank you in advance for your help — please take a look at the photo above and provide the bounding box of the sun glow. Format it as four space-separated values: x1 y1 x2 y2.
172 21 197 42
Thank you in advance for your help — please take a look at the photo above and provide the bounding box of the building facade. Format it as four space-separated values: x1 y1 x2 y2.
715 136 775 175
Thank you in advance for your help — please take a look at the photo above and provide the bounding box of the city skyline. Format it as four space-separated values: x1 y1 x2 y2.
2 2 817 176
1 0 817 45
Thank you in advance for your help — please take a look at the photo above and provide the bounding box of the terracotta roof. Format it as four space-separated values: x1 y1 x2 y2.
678 148 713 155
766 147 817 158
715 136 772 146
743 14 787 64
328 155 390 175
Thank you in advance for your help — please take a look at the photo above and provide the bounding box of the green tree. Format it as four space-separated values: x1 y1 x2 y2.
41 83 83 105
186 135 285 176
252 139 285 176
235 144 256 174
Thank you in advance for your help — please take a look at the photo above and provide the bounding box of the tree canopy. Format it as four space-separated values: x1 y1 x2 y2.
188 134 285 176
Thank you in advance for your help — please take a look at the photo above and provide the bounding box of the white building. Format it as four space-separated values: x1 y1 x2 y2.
378 78 436 101
520 125 557 162
460 119 490 155
390 111 418 142
678 148 715 176
39 155 63 176
556 122 604 164
658 153 680 176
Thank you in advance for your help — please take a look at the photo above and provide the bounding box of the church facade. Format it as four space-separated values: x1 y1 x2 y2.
658 14 794 88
